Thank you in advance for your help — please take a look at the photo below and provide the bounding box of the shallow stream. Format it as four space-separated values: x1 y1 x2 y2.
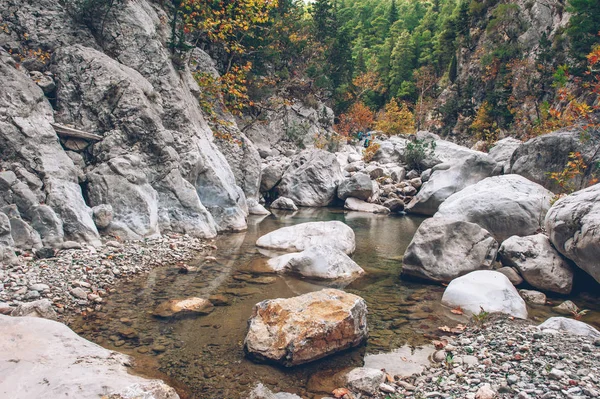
70 208 600 399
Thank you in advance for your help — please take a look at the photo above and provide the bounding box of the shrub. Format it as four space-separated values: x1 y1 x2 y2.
362 143 381 162
375 98 416 136
405 139 436 171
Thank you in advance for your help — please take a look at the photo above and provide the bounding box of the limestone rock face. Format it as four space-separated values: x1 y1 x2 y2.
244 289 368 366
441 271 528 319
405 154 501 215
267 245 365 280
256 221 356 255
545 184 600 284
275 149 344 207
153 298 214 318
0 315 179 399
498 234 574 294
344 197 390 214
510 129 600 192
538 317 600 338
338 173 374 201
436 175 553 242
402 218 498 283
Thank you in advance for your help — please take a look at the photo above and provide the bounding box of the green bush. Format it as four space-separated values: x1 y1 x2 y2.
405 138 436 171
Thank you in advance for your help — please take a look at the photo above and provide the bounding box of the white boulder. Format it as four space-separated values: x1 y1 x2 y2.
256 221 355 254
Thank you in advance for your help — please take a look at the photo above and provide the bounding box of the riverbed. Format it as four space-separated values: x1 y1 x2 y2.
69 208 600 399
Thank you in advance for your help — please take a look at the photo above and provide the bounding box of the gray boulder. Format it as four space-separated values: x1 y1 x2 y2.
260 157 290 192
510 129 600 192
275 149 344 207
270 197 298 211
519 289 547 305
0 212 14 247
92 204 113 229
338 173 374 201
30 205 64 247
488 137 521 173
406 153 501 215
9 217 43 251
344 197 390 214
10 299 57 320
402 218 498 283
0 315 179 398
545 183 600 283
498 234 574 294
441 271 528 319
436 175 554 242
383 198 405 213
538 317 600 338
267 245 365 280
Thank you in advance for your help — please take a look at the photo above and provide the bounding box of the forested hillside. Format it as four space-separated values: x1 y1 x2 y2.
178 0 599 144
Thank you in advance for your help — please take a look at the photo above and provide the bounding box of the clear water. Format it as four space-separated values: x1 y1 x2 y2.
70 208 600 399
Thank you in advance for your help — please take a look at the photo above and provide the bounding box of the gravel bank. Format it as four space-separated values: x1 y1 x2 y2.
0 235 213 319
386 317 600 399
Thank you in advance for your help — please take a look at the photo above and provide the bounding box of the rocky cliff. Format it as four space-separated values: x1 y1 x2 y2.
0 0 306 259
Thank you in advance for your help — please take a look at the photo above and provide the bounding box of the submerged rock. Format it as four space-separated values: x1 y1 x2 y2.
545 183 600 284
0 315 179 399
153 297 214 318
267 245 365 280
256 221 355 255
498 234 574 294
441 270 528 319
244 289 368 366
402 218 498 283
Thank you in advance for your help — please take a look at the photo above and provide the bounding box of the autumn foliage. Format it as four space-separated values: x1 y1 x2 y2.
334 102 374 137
375 98 416 136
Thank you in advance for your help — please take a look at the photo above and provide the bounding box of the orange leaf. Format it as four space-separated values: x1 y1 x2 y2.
332 388 350 398
450 306 464 315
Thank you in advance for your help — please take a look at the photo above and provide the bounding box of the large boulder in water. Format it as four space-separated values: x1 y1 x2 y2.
344 197 390 214
244 289 368 366
275 149 344 207
510 129 600 192
256 221 355 254
0 315 179 399
267 245 365 280
436 175 553 242
441 271 528 319
405 153 501 216
545 184 600 284
338 173 374 201
498 234 574 294
402 218 498 283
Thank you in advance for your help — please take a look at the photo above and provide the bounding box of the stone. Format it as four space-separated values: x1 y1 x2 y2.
496 267 524 285
510 129 600 192
337 173 374 201
10 299 57 320
266 245 365 280
552 300 578 315
345 367 385 395
344 197 390 214
383 198 405 212
256 221 355 255
247 383 302 399
247 198 271 215
35 247 55 259
9 217 43 251
545 183 600 284
261 160 289 192
0 315 179 399
538 317 600 338
70 287 88 300
498 234 574 294
488 137 522 173
441 271 528 319
244 289 368 366
405 153 501 215
436 175 554 242
153 298 214 318
270 197 298 211
519 289 547 305
0 212 13 247
402 218 498 283
92 204 113 229
62 241 82 250
275 149 344 207
476 384 497 399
